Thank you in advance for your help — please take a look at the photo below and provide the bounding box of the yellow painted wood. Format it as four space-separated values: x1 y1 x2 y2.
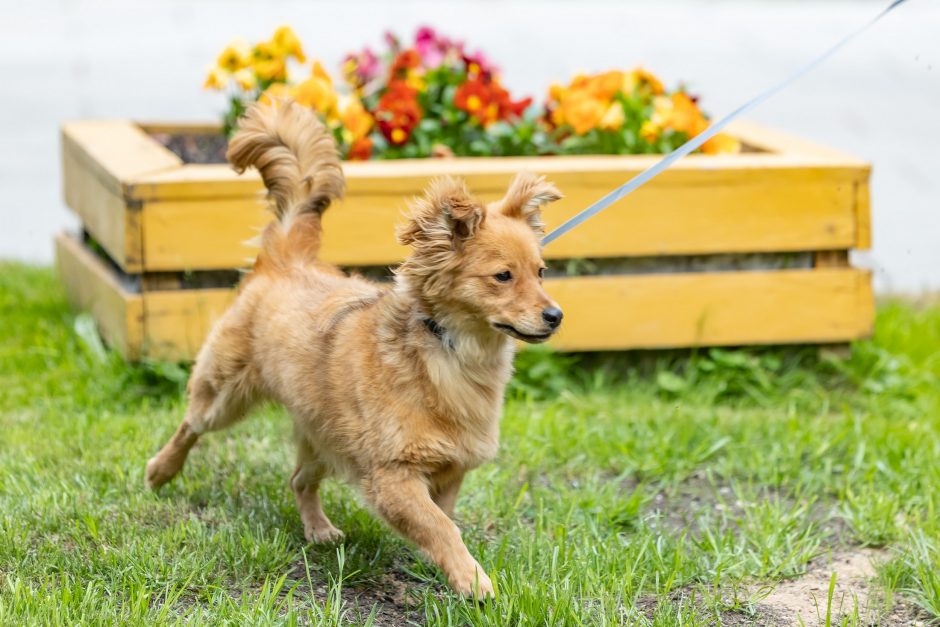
62 148 143 272
53 233 874 359
143 289 237 362
61 120 182 197
138 169 863 270
548 268 874 351
855 181 872 250
54 233 144 360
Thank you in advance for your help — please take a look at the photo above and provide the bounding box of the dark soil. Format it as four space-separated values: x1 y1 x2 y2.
152 132 229 164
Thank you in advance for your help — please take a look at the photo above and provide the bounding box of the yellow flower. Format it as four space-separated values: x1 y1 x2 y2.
702 133 741 154
271 25 306 63
624 67 665 96
339 95 373 141
640 120 660 142
232 68 257 91
405 71 426 92
258 82 293 106
252 41 287 82
293 75 338 118
216 39 250 73
548 83 566 103
203 66 229 90
311 60 334 85
599 101 625 131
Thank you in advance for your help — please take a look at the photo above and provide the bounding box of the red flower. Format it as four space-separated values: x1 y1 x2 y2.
375 81 423 145
348 137 373 160
455 76 530 126
389 49 421 80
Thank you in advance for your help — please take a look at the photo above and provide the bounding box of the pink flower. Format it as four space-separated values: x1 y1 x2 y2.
415 26 446 68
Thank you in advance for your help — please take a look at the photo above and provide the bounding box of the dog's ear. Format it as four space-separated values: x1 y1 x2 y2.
498 172 562 236
398 177 484 246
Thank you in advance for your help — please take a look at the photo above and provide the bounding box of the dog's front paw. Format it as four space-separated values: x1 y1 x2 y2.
145 455 176 490
449 562 494 599
305 524 345 545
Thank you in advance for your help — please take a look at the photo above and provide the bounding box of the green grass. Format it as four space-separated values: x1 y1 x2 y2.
1 261 939 625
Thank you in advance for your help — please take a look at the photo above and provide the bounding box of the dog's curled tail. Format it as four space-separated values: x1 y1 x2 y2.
227 100 344 265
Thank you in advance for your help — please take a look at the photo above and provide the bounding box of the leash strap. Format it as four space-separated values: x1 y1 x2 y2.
542 0 910 246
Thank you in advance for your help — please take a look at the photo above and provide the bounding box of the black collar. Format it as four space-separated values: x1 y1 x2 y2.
422 318 446 341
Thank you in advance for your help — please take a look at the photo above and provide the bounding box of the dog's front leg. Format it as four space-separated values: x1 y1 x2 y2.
364 467 492 598
431 468 465 519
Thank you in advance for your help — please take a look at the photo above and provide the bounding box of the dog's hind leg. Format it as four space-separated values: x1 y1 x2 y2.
291 437 344 544
146 350 256 490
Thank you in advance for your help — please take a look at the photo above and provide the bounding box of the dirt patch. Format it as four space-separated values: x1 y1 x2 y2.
285 559 425 626
757 548 928 626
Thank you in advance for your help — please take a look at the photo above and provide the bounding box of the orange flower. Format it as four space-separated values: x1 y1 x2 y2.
559 91 607 135
389 49 421 80
339 95 373 141
348 137 373 160
624 68 665 96
702 133 741 154
650 92 708 137
588 71 624 101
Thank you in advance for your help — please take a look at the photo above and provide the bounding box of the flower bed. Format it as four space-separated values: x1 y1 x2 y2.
54 26 874 361
202 26 740 160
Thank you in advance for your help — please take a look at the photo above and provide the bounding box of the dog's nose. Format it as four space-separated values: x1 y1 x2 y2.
542 306 563 329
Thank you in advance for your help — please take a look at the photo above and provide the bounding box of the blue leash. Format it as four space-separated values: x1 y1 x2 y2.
542 0 911 247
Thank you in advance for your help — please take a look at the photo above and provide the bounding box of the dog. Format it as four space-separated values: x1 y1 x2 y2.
145 100 564 598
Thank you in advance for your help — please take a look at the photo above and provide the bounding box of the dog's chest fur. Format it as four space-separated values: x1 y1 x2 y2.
418 340 514 467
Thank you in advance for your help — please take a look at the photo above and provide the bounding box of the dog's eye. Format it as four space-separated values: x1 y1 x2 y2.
494 271 512 283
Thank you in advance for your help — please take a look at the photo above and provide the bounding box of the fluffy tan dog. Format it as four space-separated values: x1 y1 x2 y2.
145 100 564 597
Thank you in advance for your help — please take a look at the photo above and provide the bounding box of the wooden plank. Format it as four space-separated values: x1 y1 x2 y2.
855 180 872 250
128 267 872 360
54 233 143 360
548 268 874 351
143 289 237 362
723 120 870 165
127 152 868 202
138 168 864 270
62 148 143 272
61 120 182 197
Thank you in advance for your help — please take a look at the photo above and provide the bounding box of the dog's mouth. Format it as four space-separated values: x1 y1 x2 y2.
493 323 553 344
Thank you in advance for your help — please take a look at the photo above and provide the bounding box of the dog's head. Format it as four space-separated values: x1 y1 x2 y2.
397 172 563 344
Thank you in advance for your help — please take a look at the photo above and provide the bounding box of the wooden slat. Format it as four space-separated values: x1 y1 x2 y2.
62 148 143 272
548 268 873 351
54 233 143 360
855 180 872 250
121 267 872 361
143 289 236 362
139 167 864 270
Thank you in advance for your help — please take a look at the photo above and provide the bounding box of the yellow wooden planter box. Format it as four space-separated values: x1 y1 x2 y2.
57 119 874 361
